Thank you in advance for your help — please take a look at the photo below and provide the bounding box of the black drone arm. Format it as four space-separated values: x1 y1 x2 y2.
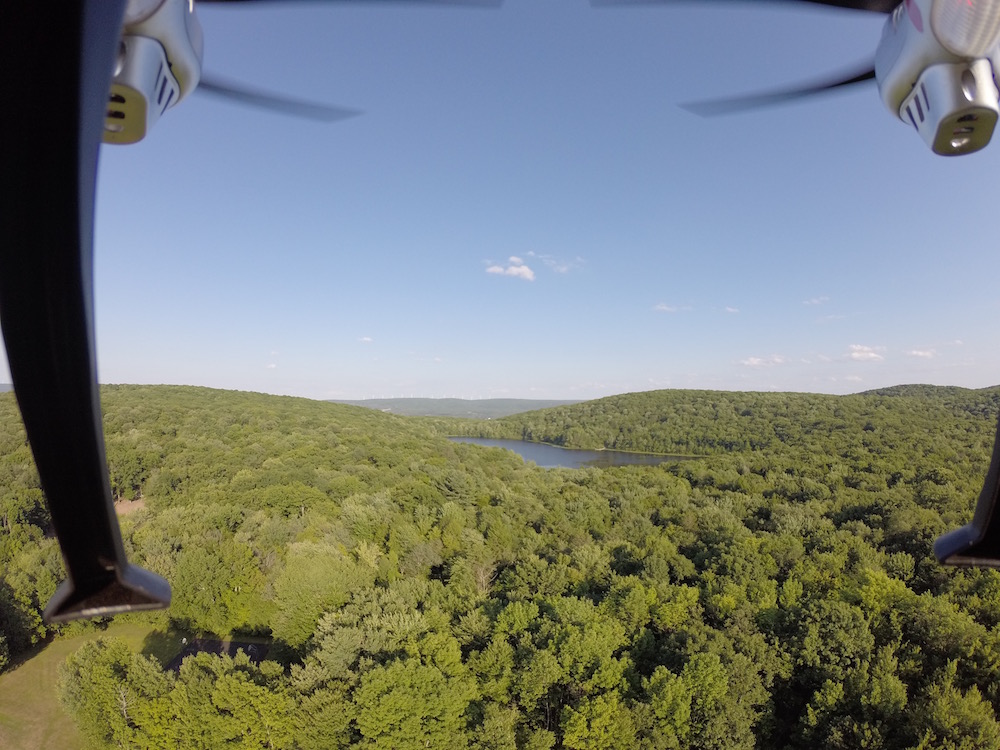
0 1 170 622
936 412 1000 567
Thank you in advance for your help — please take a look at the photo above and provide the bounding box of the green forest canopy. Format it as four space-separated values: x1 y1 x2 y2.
2 384 1000 749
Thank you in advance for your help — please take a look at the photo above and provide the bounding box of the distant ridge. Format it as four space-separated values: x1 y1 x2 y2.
330 397 580 419
859 383 997 398
441 384 1000 456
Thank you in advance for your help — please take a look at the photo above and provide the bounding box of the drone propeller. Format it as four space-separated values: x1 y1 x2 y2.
592 0 896 11
595 0 891 114
198 75 362 121
128 0 509 125
198 0 503 6
680 63 876 116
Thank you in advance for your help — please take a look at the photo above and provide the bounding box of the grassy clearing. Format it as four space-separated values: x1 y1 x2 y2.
0 621 178 750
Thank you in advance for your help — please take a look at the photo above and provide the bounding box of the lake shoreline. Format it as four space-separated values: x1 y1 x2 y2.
448 436 697 469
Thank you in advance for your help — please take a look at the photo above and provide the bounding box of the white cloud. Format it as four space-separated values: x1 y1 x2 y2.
653 303 692 313
848 344 884 362
740 354 786 367
803 296 830 306
907 349 936 359
725 306 739 314
359 336 373 344
486 257 535 281
266 363 277 369
845 375 863 382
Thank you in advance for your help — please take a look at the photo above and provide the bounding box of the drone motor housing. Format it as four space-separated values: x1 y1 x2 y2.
876 0 1000 155
104 0 203 145
105 36 179 144
899 60 999 155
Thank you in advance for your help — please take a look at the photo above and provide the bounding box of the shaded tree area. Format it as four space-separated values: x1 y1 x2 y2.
1 385 999 747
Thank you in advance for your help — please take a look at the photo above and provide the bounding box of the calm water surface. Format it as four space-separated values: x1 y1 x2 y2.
448 437 690 469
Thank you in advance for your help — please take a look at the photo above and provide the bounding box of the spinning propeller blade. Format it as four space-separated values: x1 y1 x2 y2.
0 0 170 622
593 0 890 114
193 0 510 120
198 75 362 121
592 0 896 12
681 64 876 115
199 0 504 6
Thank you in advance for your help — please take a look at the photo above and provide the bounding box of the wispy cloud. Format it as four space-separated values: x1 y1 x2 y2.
653 303 692 313
724 306 739 314
803 296 830 306
486 256 535 281
526 251 584 274
266 363 277 370
907 349 936 359
359 336 373 344
848 344 884 362
740 354 786 367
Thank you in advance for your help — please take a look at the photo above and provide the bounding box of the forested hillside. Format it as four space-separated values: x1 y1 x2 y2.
3 385 1000 749
441 386 1000 461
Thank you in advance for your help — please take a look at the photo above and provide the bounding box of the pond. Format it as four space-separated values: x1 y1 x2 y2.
448 437 691 469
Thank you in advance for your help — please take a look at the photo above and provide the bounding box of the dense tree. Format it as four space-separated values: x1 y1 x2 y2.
353 659 476 749
912 661 1000 749
57 637 172 749
3 384 1000 748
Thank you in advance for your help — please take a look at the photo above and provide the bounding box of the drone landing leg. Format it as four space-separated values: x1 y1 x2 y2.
935 410 1000 567
0 1 170 621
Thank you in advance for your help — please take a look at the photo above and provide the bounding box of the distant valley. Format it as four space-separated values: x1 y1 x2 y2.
330 396 580 419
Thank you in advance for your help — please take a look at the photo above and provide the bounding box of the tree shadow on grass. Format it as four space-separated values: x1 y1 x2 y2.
140 626 190 668
141 621 289 672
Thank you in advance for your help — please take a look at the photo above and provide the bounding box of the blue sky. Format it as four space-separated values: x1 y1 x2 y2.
9 1 1000 401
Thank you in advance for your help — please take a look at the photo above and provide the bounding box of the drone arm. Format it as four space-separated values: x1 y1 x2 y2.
0 0 170 621
935 411 1000 567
